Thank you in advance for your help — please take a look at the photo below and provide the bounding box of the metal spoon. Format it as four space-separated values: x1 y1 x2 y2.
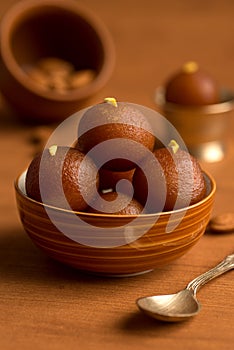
136 253 234 322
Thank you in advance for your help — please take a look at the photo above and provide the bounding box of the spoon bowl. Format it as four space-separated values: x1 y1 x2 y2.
137 289 200 322
137 253 234 322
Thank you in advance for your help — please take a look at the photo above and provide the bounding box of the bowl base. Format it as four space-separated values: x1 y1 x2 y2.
84 268 154 278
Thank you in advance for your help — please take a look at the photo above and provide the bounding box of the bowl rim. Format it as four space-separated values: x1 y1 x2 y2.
15 168 216 219
0 0 115 101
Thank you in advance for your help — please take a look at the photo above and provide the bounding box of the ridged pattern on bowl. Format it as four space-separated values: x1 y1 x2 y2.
15 171 216 276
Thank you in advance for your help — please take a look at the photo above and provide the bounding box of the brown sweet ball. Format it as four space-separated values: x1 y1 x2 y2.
77 97 155 171
98 167 135 194
26 145 99 211
132 140 206 213
165 62 219 105
87 191 143 215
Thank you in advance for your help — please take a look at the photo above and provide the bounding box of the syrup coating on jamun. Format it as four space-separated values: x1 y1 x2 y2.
87 191 143 215
98 167 135 194
77 98 155 171
26 145 99 211
132 141 206 212
165 62 219 105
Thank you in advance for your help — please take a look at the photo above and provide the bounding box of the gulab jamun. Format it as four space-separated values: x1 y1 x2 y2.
132 140 206 212
98 167 135 195
87 191 143 215
76 98 155 171
165 61 219 105
26 145 99 211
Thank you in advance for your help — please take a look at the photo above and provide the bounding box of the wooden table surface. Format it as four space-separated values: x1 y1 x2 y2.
0 1 234 349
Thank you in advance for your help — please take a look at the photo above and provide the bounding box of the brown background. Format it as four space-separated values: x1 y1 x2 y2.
0 1 234 349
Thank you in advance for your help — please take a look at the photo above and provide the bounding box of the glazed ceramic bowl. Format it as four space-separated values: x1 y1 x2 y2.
155 87 234 162
0 0 115 123
15 170 216 276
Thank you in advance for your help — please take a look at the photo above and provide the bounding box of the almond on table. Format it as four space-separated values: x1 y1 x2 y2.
209 213 234 233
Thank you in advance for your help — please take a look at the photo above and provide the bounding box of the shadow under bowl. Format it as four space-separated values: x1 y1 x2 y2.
0 0 115 123
15 170 216 276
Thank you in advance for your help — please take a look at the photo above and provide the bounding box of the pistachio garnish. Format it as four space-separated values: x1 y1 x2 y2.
49 144 58 156
104 97 118 107
168 140 179 154
182 61 198 74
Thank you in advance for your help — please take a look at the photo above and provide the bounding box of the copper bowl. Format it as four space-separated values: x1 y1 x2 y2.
0 0 115 123
15 170 216 276
155 87 234 162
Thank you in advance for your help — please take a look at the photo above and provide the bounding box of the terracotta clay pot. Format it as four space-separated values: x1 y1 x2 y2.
0 0 115 123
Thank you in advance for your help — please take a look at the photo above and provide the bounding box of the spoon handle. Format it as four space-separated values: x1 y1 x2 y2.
187 253 234 295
